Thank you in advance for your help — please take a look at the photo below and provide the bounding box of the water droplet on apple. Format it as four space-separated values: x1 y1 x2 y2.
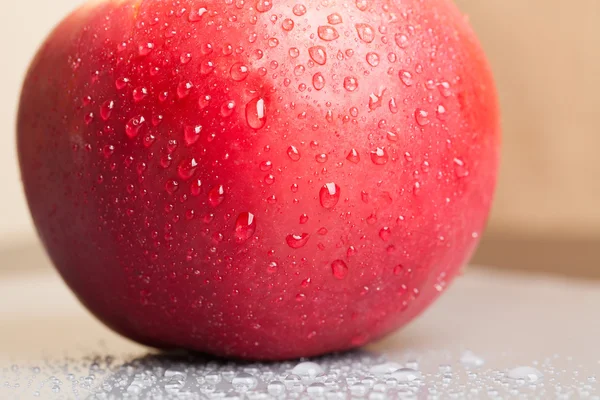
125 116 145 138
287 146 301 161
366 52 380 67
115 77 129 90
346 149 360 163
379 227 391 241
312 73 326 91
245 97 267 129
177 81 193 98
355 23 375 43
100 100 114 121
286 233 310 249
201 60 215 74
315 153 328 163
221 100 236 117
394 34 409 48
184 125 203 146
292 4 307 16
282 18 294 31
188 6 208 21
319 183 340 209
234 212 256 244
327 13 343 24
317 26 339 41
453 157 469 178
399 70 414 86
138 42 155 56
415 109 430 126
177 157 199 180
308 46 327 65
165 179 180 195
255 0 272 12
331 259 348 279
208 185 225 207
230 62 249 81
343 76 358 92
370 147 388 165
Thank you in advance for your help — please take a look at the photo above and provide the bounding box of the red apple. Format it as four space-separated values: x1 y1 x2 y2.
17 0 499 360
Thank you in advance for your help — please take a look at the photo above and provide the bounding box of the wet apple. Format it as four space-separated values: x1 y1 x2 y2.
18 0 500 360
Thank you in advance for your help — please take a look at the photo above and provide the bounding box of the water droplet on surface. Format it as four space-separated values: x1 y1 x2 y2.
292 362 324 379
235 212 256 243
268 380 286 395
208 185 225 207
391 368 421 382
355 23 375 43
299 214 309 224
308 46 327 65
319 182 340 209
346 149 360 163
232 372 258 392
343 76 358 92
318 26 339 41
312 72 326 90
125 116 145 138
292 3 307 15
331 259 348 279
370 362 403 376
245 97 267 129
287 145 301 161
508 366 543 383
286 233 310 249
370 147 388 165
307 382 326 397
460 350 485 368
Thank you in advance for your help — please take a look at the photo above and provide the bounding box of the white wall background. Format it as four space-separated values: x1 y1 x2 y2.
1 0 86 246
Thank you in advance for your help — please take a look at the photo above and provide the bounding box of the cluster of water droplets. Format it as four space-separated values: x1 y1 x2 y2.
2 350 598 399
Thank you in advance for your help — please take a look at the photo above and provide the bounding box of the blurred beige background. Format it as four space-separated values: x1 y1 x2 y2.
1 0 598 276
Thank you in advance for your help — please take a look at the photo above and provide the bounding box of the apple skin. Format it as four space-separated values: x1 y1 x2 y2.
17 0 499 360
